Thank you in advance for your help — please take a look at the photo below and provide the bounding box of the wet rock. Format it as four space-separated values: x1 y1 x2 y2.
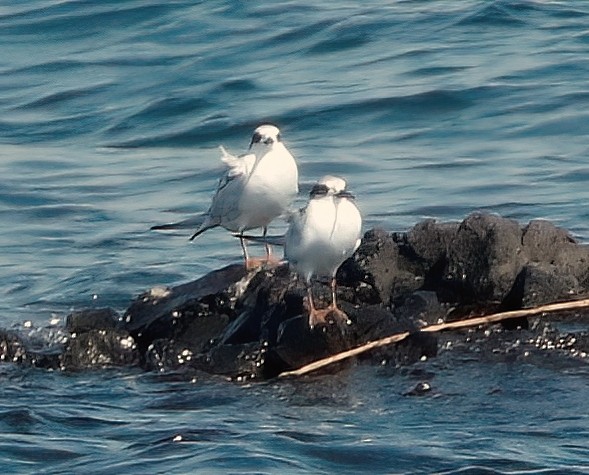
522 219 576 262
394 290 445 327
273 314 352 372
511 263 579 308
339 228 424 306
0 330 29 365
123 264 250 355
403 381 433 397
195 341 271 381
0 327 65 369
3 213 589 379
406 219 458 268
61 329 140 370
109 214 589 378
217 264 301 346
66 308 120 333
444 213 525 304
121 259 436 379
505 220 589 307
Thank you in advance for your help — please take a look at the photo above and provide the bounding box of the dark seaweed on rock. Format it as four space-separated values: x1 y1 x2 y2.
2 212 589 379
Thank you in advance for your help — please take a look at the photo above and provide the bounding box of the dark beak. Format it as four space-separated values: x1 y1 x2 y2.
249 132 262 149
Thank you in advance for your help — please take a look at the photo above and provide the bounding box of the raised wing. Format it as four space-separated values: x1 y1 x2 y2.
219 146 255 180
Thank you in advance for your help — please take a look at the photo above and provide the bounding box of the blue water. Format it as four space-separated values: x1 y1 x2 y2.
1 0 588 473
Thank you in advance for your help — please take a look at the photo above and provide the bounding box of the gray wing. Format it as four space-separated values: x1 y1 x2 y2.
283 207 307 261
191 148 255 237
152 147 254 239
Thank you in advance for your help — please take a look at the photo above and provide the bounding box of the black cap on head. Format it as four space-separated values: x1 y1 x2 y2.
249 124 281 149
310 183 329 198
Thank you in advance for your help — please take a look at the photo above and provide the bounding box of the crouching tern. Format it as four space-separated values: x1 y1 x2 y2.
285 175 362 328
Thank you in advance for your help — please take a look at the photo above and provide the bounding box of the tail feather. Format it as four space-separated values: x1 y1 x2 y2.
151 222 182 231
189 223 218 241
150 215 206 232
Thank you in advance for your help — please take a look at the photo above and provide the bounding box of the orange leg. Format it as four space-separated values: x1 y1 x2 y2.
306 284 325 329
262 226 281 266
240 234 260 270
306 278 350 328
328 277 350 324
240 229 278 270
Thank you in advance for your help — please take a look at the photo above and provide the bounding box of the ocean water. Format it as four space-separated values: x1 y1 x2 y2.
1 0 588 473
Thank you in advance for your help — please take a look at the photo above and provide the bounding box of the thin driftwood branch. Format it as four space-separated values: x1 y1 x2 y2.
278 298 589 378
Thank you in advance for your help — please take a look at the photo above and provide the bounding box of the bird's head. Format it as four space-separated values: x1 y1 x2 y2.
249 124 282 149
310 175 351 199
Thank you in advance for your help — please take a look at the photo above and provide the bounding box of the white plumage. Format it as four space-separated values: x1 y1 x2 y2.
285 175 362 328
153 124 299 268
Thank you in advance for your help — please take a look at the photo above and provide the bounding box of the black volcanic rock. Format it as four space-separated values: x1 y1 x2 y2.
61 328 140 370
0 330 29 365
123 264 250 351
338 228 426 307
2 213 589 379
508 220 589 308
96 214 589 378
443 213 525 304
66 308 120 333
119 256 437 378
406 218 458 268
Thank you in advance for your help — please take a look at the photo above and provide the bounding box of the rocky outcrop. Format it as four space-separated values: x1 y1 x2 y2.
2 213 589 379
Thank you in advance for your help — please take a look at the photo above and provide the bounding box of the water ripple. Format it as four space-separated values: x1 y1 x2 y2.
456 2 529 27
1 1 589 473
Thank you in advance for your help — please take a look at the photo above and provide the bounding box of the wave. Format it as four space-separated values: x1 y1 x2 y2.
455 1 531 27
106 86 479 148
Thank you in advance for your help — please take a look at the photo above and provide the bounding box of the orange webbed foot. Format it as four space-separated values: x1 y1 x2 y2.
308 306 351 329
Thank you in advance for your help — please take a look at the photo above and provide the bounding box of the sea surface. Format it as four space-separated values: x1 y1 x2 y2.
1 1 588 473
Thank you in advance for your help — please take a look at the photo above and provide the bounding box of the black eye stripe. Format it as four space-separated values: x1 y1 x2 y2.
310 184 329 198
250 129 280 148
